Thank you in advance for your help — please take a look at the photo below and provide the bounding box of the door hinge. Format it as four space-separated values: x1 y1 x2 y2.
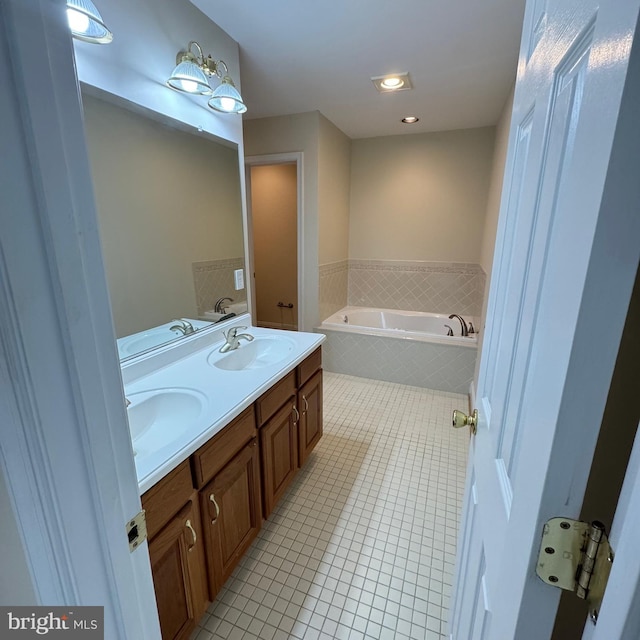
536 518 614 624
126 509 147 553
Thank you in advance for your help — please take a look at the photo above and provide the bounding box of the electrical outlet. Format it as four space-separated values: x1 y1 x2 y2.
234 269 244 290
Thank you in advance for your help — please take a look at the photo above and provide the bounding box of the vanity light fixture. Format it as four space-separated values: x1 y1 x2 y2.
402 116 419 124
371 72 413 93
66 0 113 44
167 41 247 114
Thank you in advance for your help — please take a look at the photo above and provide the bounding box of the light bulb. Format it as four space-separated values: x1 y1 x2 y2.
178 79 198 93
381 77 404 89
67 8 90 34
220 97 236 112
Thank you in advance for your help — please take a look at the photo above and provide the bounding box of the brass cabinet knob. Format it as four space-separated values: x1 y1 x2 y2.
452 409 478 435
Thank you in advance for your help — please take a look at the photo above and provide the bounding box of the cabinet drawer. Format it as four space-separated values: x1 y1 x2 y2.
297 347 322 387
142 460 193 541
192 406 257 488
256 370 296 426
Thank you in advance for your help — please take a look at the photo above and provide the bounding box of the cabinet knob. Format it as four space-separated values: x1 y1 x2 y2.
292 404 300 424
185 519 197 551
302 395 309 413
209 493 220 523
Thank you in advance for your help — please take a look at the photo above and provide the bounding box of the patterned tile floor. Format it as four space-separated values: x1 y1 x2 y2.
191 372 469 640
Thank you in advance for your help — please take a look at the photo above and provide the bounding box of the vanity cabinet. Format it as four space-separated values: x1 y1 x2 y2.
192 407 261 601
141 346 323 638
142 461 208 640
257 349 323 517
298 369 323 466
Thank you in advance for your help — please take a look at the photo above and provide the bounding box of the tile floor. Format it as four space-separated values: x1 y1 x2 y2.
191 372 469 640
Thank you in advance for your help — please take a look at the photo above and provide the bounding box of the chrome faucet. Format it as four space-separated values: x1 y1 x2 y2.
219 326 254 353
448 314 469 337
170 319 195 335
214 297 234 313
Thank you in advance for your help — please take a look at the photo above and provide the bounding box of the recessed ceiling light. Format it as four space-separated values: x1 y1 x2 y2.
381 77 404 89
371 72 413 93
402 116 419 124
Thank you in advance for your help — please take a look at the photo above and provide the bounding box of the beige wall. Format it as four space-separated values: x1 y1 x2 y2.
318 115 351 265
251 164 298 328
244 112 320 330
349 127 495 262
83 94 244 337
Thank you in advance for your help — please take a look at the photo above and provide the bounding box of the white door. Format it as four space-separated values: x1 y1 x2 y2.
449 0 640 637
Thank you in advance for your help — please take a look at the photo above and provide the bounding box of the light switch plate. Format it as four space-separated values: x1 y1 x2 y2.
234 269 244 290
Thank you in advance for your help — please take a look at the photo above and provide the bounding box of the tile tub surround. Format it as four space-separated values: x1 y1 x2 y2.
347 260 485 318
191 372 468 640
319 261 349 323
193 257 247 316
318 328 476 395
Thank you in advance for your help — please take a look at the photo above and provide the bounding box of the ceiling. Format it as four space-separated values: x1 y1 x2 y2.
191 0 526 139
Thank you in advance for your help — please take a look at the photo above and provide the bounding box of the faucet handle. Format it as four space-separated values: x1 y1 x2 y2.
225 326 247 340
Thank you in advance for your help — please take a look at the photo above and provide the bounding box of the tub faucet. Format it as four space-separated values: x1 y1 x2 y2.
214 297 234 313
219 326 254 353
170 319 195 335
448 314 469 337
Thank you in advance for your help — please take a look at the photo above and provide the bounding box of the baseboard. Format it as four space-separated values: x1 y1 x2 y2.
256 320 297 331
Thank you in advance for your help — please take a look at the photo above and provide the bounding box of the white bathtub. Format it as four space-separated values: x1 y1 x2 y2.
322 307 477 347
317 306 477 393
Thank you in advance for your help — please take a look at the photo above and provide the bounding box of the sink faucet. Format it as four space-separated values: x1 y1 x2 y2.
214 297 234 313
219 326 254 353
448 314 469 337
170 319 195 336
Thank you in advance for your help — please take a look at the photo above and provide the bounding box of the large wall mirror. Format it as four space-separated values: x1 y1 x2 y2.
82 90 246 361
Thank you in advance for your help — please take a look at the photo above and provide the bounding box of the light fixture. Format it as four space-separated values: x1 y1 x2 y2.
167 41 247 115
371 72 413 93
66 0 113 44
402 116 419 124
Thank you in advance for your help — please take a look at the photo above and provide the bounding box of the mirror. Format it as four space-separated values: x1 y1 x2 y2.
81 91 246 361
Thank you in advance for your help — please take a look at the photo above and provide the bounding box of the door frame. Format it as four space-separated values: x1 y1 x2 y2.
0 1 159 637
245 153 304 331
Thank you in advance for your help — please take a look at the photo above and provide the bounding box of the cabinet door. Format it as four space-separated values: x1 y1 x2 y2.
201 439 262 600
148 499 208 640
260 397 299 518
298 369 323 466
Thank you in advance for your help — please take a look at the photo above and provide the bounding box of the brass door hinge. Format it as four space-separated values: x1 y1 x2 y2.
536 518 614 624
126 509 147 552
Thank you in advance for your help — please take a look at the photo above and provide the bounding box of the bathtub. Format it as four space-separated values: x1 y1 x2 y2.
316 306 477 394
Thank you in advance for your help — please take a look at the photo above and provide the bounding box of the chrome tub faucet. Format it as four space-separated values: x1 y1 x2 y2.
448 314 469 337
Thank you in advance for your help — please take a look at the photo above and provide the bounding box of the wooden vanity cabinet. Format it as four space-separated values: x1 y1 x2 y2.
257 349 323 517
199 439 261 599
142 461 207 640
191 407 262 601
142 346 323 636
298 369 323 466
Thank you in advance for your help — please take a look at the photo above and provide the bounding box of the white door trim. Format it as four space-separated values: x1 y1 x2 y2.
245 152 305 331
0 1 159 636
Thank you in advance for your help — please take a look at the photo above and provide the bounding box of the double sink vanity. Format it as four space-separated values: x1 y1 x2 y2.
122 318 325 640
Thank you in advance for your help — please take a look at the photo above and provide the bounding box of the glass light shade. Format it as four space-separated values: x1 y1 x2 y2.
66 0 113 44
167 60 212 95
208 77 247 114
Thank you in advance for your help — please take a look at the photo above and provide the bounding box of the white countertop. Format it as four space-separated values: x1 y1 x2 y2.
122 318 325 494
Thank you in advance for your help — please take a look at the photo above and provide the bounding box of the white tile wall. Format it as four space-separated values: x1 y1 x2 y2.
318 330 476 395
191 372 469 640
348 261 485 318
319 261 349 322
193 258 247 316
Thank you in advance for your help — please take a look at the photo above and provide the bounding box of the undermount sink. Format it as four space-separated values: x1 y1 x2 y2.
210 337 296 371
127 388 206 458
